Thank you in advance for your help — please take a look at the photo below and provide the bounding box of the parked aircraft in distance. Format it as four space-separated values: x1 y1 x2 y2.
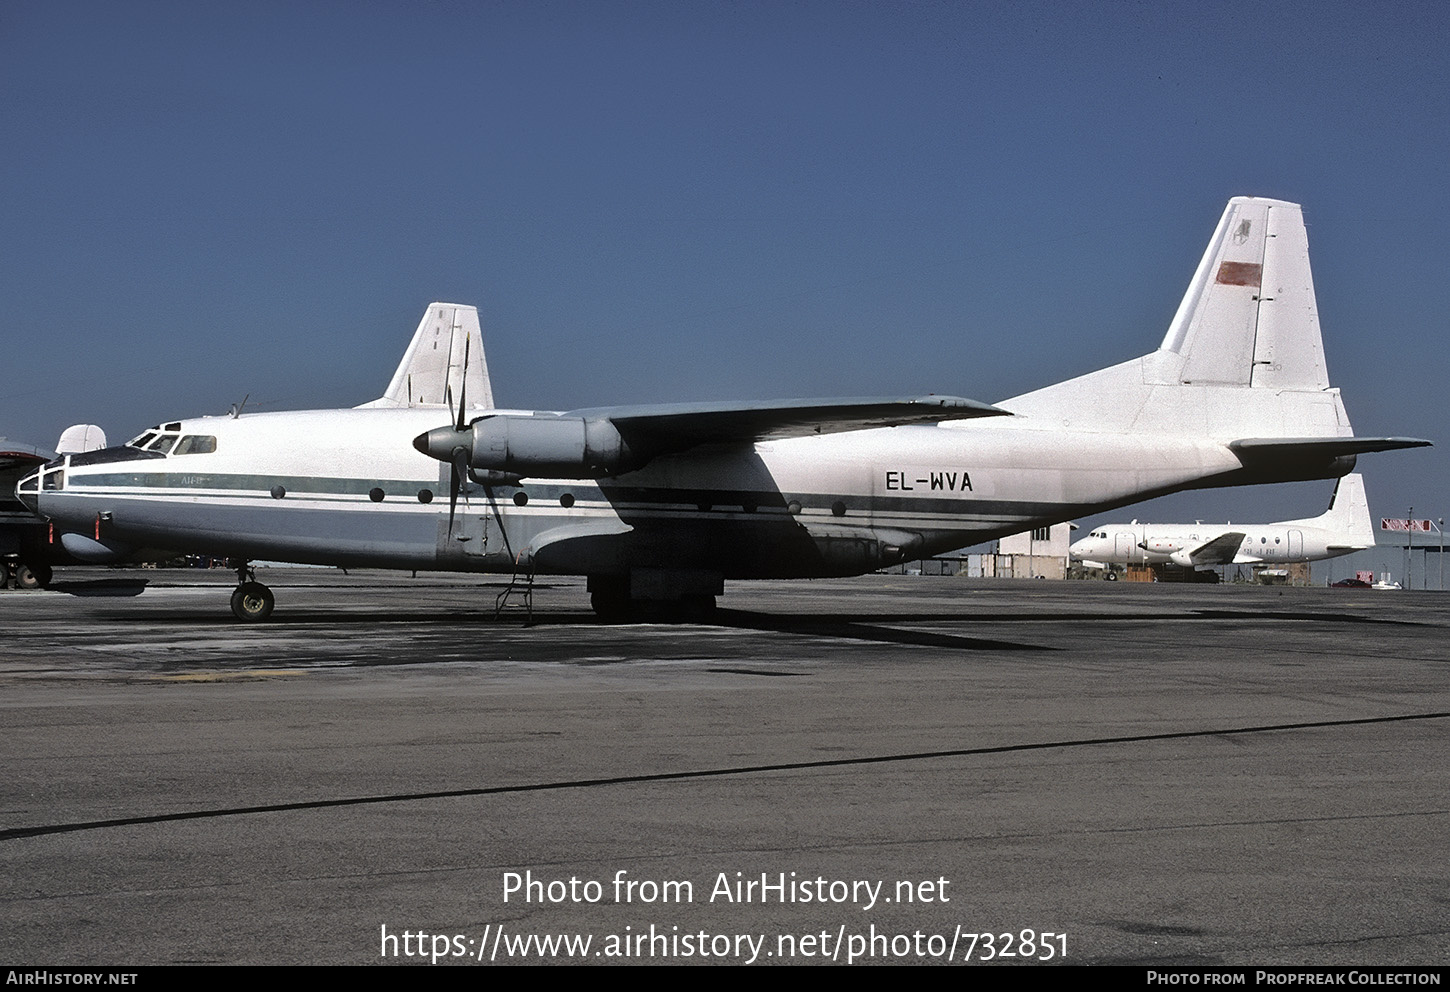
1069 473 1376 575
17 197 1430 620
1 425 106 589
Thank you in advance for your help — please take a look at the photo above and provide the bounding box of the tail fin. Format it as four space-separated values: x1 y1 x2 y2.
1002 197 1349 440
358 303 495 411
1289 473 1376 549
1157 197 1328 389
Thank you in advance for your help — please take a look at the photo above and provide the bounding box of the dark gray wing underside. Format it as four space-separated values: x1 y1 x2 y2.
565 395 1008 452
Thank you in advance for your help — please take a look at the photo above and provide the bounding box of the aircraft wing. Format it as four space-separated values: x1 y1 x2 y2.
565 395 1008 453
0 442 55 473
1184 531 1247 566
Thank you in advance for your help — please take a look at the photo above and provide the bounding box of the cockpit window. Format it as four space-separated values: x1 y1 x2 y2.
174 435 217 455
145 434 179 454
128 431 159 449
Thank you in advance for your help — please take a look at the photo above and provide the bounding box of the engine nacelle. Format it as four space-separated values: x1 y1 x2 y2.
468 415 635 478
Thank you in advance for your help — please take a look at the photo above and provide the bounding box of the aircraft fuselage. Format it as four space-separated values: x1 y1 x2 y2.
21 406 1267 580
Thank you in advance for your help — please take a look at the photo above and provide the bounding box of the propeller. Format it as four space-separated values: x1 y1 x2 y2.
429 335 473 539
411 334 514 559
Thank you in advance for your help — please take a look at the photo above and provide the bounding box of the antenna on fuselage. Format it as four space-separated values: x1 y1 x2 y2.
228 394 250 419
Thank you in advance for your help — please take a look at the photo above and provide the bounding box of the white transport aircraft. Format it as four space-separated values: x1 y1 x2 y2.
1068 472 1376 573
17 197 1430 620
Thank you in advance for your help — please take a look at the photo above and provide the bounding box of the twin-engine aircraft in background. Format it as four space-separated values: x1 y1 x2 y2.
1069 472 1376 576
18 197 1430 620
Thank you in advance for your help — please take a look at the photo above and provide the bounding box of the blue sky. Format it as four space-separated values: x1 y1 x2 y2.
3 1 1446 530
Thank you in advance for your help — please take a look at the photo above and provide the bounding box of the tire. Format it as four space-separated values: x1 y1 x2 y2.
590 588 635 623
678 594 717 623
1103 571 1118 581
231 581 275 621
15 563 49 590
0 561 9 588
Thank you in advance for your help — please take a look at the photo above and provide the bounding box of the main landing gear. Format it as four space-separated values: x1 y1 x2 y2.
230 560 274 621
587 573 719 623
2 559 52 590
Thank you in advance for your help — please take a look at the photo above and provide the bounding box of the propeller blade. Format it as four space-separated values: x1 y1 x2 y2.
447 449 463 538
455 334 471 432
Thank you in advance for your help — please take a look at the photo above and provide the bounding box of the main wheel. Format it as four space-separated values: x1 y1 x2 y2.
677 594 717 623
230 581 275 621
0 561 9 588
591 589 636 622
14 562 49 590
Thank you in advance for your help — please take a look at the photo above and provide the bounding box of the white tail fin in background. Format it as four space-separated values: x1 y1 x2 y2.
360 303 495 411
1286 472 1376 549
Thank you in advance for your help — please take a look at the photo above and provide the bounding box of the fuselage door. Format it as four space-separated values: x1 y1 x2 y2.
1115 532 1137 562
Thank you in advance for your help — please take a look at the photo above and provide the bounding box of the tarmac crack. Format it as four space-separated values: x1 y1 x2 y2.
2 710 1445 843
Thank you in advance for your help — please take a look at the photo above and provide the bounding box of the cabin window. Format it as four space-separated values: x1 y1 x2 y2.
174 435 217 455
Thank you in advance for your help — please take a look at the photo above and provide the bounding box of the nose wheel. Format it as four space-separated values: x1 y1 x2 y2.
229 561 274 621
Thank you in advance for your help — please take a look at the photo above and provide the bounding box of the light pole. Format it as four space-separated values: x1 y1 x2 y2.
1407 506 1413 591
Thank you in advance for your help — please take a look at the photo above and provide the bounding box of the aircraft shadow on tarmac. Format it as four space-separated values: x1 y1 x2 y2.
48 579 149 597
98 604 1055 653
94 602 1421 661
950 608 1430 627
707 609 1055 652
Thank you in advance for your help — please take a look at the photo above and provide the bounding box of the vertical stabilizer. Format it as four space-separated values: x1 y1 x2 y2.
1158 197 1329 389
1284 473 1375 548
1001 196 1345 441
360 303 495 411
1316 472 1376 548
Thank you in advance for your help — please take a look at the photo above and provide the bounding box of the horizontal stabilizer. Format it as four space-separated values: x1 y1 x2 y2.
1230 437 1432 460
570 395 1008 453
